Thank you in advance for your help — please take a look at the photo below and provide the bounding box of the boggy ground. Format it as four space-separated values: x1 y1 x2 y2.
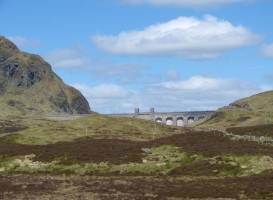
1 131 273 165
169 159 241 176
1 171 273 200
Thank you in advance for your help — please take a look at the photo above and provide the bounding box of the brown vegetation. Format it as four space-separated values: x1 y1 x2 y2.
1 171 273 199
1 131 273 165
227 124 273 137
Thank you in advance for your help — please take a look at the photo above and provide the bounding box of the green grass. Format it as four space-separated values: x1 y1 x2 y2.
0 143 272 177
208 155 273 177
232 155 273 176
4 113 180 145
0 145 201 175
1 142 272 178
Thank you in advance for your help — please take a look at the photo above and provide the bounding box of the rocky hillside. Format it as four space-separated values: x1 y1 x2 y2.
199 90 273 128
0 36 90 116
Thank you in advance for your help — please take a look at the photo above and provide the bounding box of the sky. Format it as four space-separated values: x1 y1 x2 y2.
1 0 273 114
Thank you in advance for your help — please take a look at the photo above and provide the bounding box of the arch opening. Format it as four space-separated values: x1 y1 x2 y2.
176 117 185 127
166 117 174 126
155 117 163 123
187 116 195 124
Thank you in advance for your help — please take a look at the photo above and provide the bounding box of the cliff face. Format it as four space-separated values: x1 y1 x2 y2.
0 36 91 116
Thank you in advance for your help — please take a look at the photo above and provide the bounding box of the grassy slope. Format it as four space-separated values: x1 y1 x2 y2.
198 90 273 128
5 113 179 145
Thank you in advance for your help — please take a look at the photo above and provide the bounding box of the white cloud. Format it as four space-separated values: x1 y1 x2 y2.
73 76 272 114
171 77 272 97
261 43 273 58
46 47 146 81
73 83 131 99
46 47 89 68
8 36 42 48
92 15 260 59
73 83 133 113
144 76 272 111
91 61 147 83
157 76 224 90
121 0 246 7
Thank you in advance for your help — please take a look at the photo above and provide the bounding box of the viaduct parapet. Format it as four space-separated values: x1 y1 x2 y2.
108 108 215 127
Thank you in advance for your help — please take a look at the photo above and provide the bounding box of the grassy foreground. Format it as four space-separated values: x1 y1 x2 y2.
1 114 273 199
0 114 273 177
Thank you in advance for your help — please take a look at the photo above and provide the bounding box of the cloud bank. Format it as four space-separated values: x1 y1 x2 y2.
45 46 147 84
92 15 260 59
74 76 271 113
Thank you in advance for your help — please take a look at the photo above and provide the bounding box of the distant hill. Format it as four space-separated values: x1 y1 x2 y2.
0 36 90 116
199 90 273 128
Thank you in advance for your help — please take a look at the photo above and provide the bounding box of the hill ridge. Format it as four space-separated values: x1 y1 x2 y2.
0 36 91 116
200 90 273 128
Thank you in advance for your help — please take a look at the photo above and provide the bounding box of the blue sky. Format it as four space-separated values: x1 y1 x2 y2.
1 0 273 113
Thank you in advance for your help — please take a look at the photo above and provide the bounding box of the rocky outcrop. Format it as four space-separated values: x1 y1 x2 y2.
228 102 252 111
0 36 91 116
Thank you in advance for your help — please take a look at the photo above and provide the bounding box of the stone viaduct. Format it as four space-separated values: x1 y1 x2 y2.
108 108 215 127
